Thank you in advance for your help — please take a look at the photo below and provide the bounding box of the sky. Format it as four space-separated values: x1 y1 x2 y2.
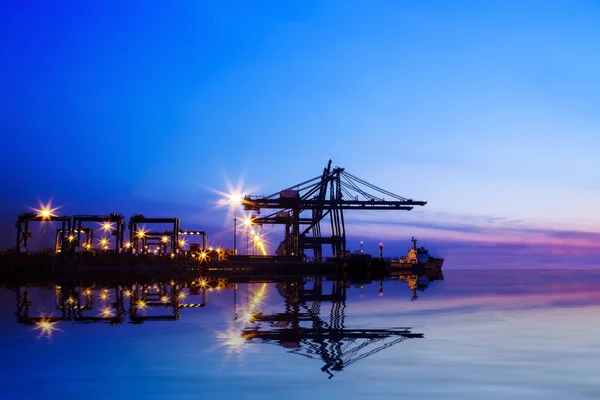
1 0 600 267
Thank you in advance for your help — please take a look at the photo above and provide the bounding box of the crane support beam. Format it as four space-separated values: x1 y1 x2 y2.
244 199 422 210
241 160 426 260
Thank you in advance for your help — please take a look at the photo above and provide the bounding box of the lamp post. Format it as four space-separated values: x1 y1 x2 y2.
246 226 250 255
242 216 254 255
226 193 244 256
233 207 237 255
38 205 53 251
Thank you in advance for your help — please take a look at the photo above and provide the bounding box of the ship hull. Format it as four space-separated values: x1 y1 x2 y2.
388 262 426 274
425 257 444 270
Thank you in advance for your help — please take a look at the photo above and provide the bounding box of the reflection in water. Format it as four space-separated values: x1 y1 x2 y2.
15 281 208 328
240 278 425 379
12 270 443 377
389 268 445 301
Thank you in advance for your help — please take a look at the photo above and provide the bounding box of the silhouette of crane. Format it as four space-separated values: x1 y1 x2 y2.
243 160 426 261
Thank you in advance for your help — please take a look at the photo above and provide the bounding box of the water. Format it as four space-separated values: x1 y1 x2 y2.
1 270 599 399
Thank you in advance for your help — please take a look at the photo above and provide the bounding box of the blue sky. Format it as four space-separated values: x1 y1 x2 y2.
2 1 600 266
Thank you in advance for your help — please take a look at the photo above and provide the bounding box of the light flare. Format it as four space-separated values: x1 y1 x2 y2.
31 199 60 220
101 221 113 232
101 307 114 318
32 318 61 338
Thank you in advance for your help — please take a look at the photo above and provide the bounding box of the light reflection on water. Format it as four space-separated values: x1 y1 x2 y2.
0 270 599 399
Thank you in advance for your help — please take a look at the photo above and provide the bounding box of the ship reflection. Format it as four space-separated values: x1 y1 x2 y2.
13 270 442 377
388 268 444 301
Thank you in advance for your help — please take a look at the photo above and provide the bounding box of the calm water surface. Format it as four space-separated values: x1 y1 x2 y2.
1 269 599 399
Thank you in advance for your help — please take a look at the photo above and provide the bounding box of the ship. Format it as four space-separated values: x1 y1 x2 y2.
391 237 444 270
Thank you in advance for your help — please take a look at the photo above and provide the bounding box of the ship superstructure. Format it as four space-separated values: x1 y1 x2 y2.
396 237 444 270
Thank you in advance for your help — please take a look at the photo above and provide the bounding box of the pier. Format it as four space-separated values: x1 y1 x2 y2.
3 160 437 281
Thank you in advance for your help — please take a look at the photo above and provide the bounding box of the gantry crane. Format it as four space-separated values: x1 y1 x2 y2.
243 160 426 261
15 212 71 253
72 213 126 256
128 214 180 255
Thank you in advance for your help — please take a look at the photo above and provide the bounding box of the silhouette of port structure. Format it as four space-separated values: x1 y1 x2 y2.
14 280 212 328
12 272 437 378
10 160 427 275
240 277 424 378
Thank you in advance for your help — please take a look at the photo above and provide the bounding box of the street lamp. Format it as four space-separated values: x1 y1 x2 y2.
33 200 57 250
242 216 255 255
101 222 113 233
226 193 244 255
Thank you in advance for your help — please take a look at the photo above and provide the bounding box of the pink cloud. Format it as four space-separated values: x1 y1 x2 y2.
343 212 600 267
351 286 600 316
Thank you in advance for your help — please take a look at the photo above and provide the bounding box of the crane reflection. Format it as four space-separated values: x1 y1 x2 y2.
12 270 442 377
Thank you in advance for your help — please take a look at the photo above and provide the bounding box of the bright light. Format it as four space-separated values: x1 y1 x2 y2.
100 292 109 301
67 235 75 242
124 290 132 297
39 321 52 330
33 318 60 337
178 239 187 248
101 307 114 318
31 199 59 221
161 236 169 244
226 192 244 206
242 215 255 228
252 235 268 256
100 237 109 247
242 311 256 323
101 222 113 232
161 296 169 303
125 241 132 249
136 300 147 309
137 229 146 238
216 328 248 349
